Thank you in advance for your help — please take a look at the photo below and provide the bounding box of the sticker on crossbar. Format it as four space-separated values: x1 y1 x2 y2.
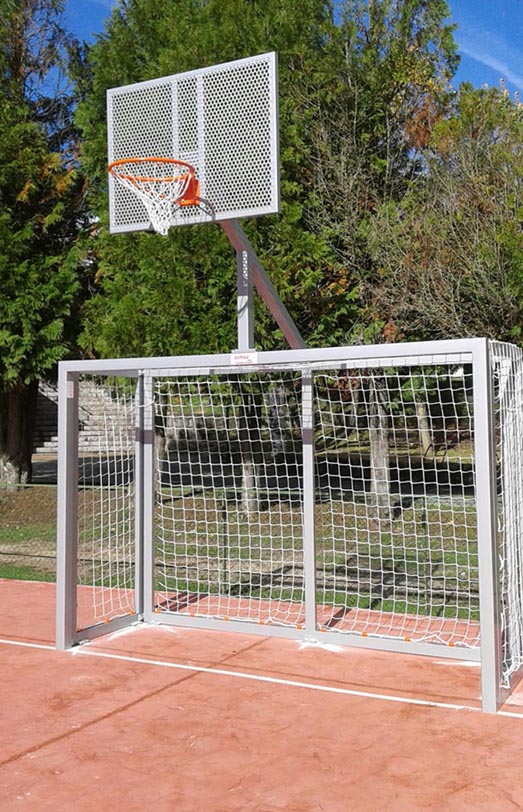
231 351 258 365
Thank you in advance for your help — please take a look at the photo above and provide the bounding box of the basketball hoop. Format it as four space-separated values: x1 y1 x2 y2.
108 157 215 236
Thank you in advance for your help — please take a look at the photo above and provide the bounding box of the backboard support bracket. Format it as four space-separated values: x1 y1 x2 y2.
220 219 306 352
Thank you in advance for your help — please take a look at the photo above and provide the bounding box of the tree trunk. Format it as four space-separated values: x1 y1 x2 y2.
368 378 391 525
238 385 261 518
266 384 286 460
240 452 258 518
415 394 433 456
0 381 38 488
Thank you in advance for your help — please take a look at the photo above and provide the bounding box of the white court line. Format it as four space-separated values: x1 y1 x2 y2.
2 636 523 720
75 646 523 718
0 638 55 651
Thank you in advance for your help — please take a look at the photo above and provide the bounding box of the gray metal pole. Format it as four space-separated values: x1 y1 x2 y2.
134 375 145 617
302 371 317 633
56 367 79 650
237 248 255 351
142 373 156 622
221 219 306 350
473 339 503 712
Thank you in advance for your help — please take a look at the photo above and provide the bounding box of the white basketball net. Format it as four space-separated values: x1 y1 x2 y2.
109 158 195 236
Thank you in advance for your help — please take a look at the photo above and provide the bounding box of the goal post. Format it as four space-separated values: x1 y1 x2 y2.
56 338 523 712
472 340 503 712
56 366 143 647
55 366 78 650
491 341 523 698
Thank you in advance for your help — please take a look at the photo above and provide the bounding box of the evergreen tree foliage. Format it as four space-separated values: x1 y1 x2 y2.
76 0 357 356
366 85 523 342
306 0 458 339
0 0 81 484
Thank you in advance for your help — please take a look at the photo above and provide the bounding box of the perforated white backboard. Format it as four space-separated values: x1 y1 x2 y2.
107 52 279 233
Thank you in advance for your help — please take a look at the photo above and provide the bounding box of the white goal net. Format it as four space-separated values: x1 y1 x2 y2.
57 339 523 705
75 376 136 630
150 362 479 649
492 342 523 688
153 371 305 626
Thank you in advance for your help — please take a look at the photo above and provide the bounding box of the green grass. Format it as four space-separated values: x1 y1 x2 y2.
0 524 55 545
1 484 481 627
0 562 55 582
151 494 480 621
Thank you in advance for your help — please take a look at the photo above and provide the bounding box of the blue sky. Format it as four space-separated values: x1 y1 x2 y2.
452 1 523 97
63 0 113 43
64 0 523 97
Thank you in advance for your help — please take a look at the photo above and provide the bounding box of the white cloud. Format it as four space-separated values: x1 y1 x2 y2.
459 39 523 90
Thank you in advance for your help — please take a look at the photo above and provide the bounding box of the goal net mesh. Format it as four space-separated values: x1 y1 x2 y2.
492 342 523 688
313 364 477 647
63 346 523 689
153 371 305 626
76 376 136 629
152 364 480 648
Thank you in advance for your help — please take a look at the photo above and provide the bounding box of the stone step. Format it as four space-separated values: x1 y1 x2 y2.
33 380 135 456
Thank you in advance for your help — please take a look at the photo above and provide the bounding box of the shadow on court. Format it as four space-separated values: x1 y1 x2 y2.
32 448 475 502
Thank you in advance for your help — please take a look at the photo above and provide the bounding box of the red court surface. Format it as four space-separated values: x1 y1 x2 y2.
1 578 523 812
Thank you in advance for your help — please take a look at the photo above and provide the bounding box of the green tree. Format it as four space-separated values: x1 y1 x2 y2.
75 0 459 522
75 0 357 358
366 84 523 342
298 0 458 520
307 0 458 333
0 0 81 485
